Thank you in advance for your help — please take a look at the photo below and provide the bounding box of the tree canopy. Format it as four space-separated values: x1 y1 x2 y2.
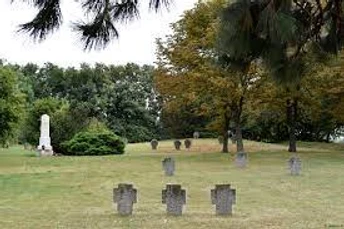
155 0 267 153
0 66 25 145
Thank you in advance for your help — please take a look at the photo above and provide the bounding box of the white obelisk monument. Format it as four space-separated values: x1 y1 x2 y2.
37 114 53 156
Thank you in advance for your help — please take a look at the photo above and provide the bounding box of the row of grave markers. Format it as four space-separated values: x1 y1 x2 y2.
163 155 301 175
151 139 192 150
113 183 236 216
112 156 300 216
36 116 301 176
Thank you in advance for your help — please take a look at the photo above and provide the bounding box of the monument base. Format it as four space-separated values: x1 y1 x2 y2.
37 145 54 156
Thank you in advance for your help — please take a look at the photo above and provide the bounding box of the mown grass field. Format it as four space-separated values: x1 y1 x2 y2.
0 139 343 229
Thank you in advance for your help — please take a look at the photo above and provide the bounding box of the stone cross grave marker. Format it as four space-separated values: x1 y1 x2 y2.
193 131 200 139
151 139 158 150
289 156 301 175
184 139 192 149
211 184 236 215
162 157 175 176
113 183 137 216
235 152 248 168
174 140 182 150
37 114 53 156
162 184 186 216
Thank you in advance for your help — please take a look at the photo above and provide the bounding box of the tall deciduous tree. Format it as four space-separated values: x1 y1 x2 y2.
217 0 344 152
155 0 265 154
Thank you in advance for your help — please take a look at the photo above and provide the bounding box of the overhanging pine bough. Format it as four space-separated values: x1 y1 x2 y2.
13 0 171 50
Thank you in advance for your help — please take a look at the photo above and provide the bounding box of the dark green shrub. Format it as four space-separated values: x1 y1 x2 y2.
51 105 89 154
62 131 125 156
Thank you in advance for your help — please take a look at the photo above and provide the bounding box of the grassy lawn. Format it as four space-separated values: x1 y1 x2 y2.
0 139 343 229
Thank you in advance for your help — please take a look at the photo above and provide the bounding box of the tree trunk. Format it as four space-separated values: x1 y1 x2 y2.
326 132 331 143
287 99 297 152
235 96 244 153
222 129 229 153
235 121 244 153
222 113 230 153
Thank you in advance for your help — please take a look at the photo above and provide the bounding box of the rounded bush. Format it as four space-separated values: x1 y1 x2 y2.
61 131 125 156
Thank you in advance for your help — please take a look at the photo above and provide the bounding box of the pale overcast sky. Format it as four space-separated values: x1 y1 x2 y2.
0 1 197 67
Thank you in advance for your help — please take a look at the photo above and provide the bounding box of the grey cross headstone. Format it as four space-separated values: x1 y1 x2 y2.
193 131 200 139
235 152 248 168
211 184 236 215
113 183 137 216
184 139 192 149
151 139 158 150
289 156 301 175
162 184 186 216
162 157 175 176
174 140 181 150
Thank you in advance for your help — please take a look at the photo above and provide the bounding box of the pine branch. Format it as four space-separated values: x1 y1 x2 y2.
149 0 171 12
18 0 62 41
14 0 173 50
74 0 118 50
112 0 140 22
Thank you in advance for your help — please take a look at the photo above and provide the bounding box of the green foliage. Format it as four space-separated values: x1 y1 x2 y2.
155 0 265 153
61 131 125 156
85 118 111 133
244 110 289 142
0 67 25 144
160 103 211 139
105 64 159 142
50 105 89 154
217 0 344 84
18 62 160 144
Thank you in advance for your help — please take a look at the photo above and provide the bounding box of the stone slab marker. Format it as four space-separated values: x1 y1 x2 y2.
162 157 175 176
289 156 301 175
151 139 158 150
184 139 192 149
113 183 137 215
235 152 248 168
162 184 186 216
211 184 236 215
37 114 53 156
193 131 200 139
174 140 182 150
